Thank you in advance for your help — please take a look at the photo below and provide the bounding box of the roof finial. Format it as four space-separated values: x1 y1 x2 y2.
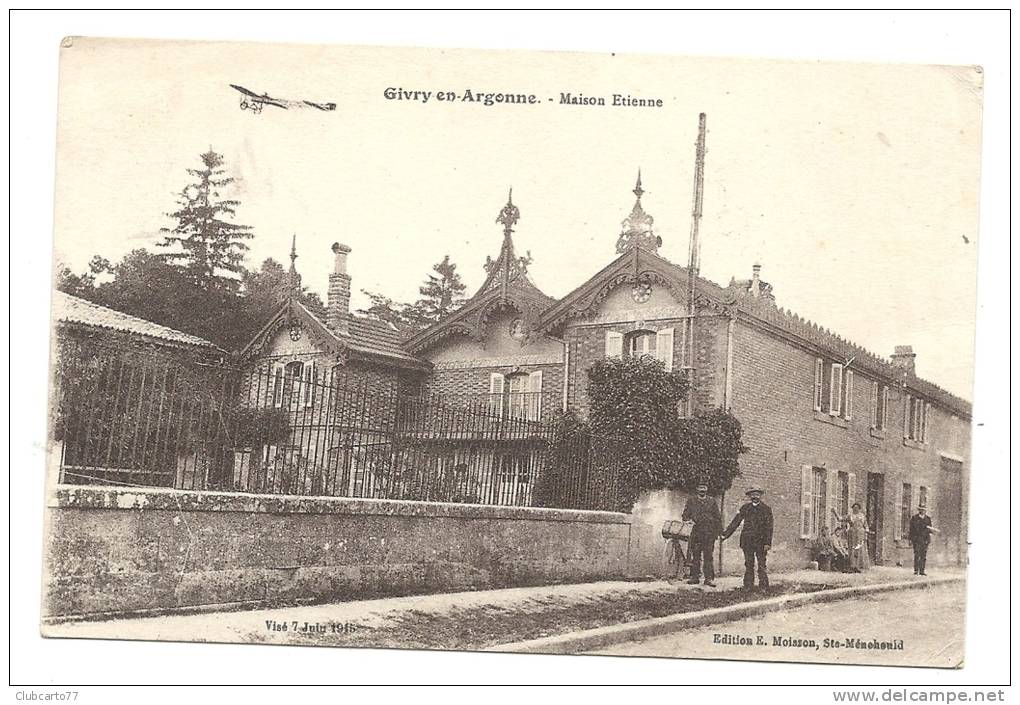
616 171 658 254
496 186 520 238
288 234 301 294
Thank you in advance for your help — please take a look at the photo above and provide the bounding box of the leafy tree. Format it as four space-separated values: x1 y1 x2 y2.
158 149 253 290
241 258 327 324
358 289 415 333
55 255 108 299
359 254 467 334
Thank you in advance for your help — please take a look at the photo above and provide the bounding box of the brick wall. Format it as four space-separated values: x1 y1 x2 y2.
725 317 970 571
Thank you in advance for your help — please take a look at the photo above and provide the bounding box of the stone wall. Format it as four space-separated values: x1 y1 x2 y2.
42 486 631 620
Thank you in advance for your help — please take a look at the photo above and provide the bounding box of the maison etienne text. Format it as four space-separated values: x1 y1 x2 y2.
384 88 664 108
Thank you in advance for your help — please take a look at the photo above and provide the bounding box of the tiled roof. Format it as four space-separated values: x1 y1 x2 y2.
53 291 224 352
345 315 425 365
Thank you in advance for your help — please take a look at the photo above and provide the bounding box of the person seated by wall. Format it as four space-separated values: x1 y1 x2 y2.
811 525 841 571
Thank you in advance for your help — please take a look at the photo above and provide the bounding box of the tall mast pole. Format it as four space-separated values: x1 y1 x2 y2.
686 113 707 414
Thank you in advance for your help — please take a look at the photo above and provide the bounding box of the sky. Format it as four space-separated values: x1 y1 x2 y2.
52 38 983 398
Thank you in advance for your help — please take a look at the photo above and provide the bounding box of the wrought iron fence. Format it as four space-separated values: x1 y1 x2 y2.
53 346 623 511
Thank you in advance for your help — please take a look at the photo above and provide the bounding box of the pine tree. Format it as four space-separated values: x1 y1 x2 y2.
159 149 253 290
359 255 467 334
410 254 467 324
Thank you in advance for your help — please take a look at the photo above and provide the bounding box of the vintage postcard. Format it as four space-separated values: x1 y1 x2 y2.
41 37 982 669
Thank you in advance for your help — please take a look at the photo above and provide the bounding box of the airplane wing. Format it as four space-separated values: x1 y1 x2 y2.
302 101 337 111
232 84 335 112
230 84 259 98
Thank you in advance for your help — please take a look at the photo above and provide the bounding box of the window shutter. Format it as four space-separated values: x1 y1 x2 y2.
656 327 675 372
489 373 505 416
605 331 624 359
813 359 823 411
923 402 932 443
272 364 285 408
894 482 904 540
829 363 843 417
845 370 854 420
870 380 879 428
303 362 315 408
882 387 890 429
847 472 856 514
903 394 911 438
528 370 543 421
825 469 836 530
800 465 813 539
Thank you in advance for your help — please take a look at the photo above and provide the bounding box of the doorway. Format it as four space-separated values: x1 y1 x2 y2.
866 472 884 564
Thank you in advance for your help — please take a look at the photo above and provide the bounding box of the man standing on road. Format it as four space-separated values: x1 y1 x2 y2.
721 486 774 589
908 503 940 576
682 482 722 587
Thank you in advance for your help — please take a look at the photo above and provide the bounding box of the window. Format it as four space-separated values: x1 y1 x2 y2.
489 370 543 421
801 465 828 539
919 485 928 509
606 328 675 372
271 361 316 410
507 373 530 420
871 381 890 430
813 359 824 411
814 358 853 420
811 468 827 538
829 364 843 417
837 471 850 518
904 395 929 442
627 330 657 358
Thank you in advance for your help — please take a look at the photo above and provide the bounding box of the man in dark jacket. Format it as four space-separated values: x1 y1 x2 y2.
682 483 722 587
908 504 939 576
721 486 774 589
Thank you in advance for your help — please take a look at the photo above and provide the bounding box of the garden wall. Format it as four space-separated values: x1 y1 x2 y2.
42 485 631 620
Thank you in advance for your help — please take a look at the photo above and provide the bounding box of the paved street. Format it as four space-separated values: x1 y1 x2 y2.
591 579 965 668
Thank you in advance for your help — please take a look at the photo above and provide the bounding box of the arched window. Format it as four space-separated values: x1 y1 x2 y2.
625 330 657 359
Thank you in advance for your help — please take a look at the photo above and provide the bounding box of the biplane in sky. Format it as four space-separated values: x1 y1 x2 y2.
230 84 337 114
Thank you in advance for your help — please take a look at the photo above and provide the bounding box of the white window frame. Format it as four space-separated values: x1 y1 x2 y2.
655 327 675 372
829 363 843 417
813 358 824 412
882 387 890 429
605 331 624 359
527 370 544 421
488 372 506 416
844 370 854 420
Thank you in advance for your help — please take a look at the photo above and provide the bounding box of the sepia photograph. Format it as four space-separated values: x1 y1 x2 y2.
9 9 1011 697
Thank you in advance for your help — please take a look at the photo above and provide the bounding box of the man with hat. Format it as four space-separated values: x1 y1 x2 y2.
682 482 723 587
908 503 940 576
721 486 774 589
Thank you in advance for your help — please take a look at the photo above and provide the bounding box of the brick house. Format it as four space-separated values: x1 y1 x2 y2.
404 178 971 570
239 181 970 570
237 240 431 496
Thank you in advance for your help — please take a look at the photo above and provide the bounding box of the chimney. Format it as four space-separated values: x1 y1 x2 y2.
327 242 352 336
750 263 762 297
891 345 916 375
